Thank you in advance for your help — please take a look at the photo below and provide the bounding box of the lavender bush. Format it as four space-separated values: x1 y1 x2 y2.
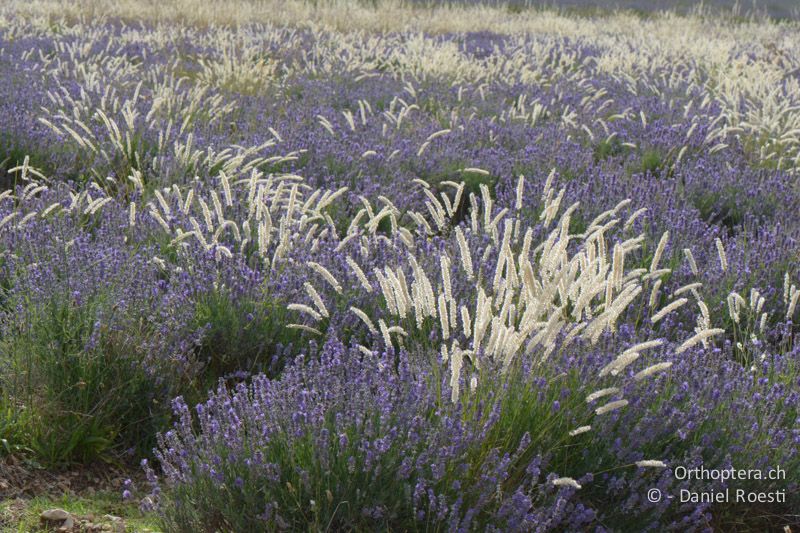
1 0 799 530
144 342 597 531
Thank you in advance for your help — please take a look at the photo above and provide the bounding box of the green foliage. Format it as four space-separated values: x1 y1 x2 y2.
689 185 778 234
593 136 626 162
0 292 175 465
375 213 393 235
0 398 34 457
191 286 301 382
459 168 498 197
470 362 593 473
639 148 664 176
0 137 54 190
568 211 588 236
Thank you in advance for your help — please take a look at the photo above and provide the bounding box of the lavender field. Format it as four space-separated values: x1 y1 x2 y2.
0 0 799 531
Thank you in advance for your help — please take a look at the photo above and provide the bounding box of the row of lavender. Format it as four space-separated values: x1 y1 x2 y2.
1 10 798 531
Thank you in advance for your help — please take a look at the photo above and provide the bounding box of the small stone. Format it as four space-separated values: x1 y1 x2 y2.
56 515 75 531
41 508 70 522
99 515 125 533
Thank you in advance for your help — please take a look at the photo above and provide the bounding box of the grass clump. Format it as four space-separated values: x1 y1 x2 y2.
592 136 626 162
0 289 176 464
638 148 664 176
191 286 301 381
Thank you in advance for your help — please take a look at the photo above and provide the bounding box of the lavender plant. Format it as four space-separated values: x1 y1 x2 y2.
0 2 799 530
144 341 600 531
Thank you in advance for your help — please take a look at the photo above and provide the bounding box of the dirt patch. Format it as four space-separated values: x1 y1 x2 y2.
1 455 154 531
0 497 29 528
0 454 142 500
